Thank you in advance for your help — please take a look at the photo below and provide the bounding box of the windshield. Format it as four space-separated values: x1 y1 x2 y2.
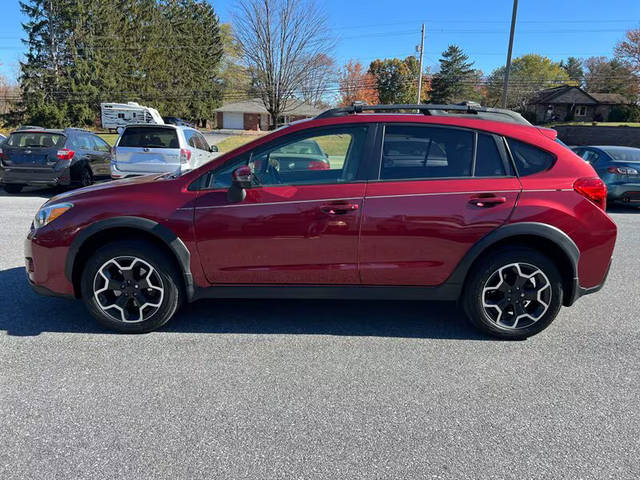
6 132 65 148
119 127 179 148
605 148 640 163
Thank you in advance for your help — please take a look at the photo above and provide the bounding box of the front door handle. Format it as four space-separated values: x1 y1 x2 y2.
468 195 507 208
320 202 360 215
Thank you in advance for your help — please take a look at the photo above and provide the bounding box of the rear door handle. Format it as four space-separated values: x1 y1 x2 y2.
320 202 360 215
468 195 507 208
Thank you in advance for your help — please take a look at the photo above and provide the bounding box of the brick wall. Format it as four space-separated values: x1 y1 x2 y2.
216 112 223 129
243 113 261 130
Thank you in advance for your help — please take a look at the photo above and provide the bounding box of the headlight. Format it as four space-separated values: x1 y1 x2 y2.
34 202 73 229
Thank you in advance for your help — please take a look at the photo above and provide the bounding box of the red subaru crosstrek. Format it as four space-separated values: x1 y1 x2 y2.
24 104 617 339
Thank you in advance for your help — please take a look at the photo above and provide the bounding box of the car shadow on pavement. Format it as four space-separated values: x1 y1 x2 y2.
607 205 640 214
0 267 487 340
0 186 59 199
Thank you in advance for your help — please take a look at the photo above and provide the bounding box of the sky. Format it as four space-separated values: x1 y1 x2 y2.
1 0 639 84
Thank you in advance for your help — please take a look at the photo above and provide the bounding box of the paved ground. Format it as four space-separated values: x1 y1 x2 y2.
1 188 639 479
202 132 234 146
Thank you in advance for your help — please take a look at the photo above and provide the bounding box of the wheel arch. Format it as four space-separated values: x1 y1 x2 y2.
450 222 580 307
65 217 194 301
70 158 94 182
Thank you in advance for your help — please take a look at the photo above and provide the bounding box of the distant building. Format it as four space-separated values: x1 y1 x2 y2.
526 86 629 123
214 98 323 130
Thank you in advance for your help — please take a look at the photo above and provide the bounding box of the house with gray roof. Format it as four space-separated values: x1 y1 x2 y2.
214 98 323 130
525 85 630 123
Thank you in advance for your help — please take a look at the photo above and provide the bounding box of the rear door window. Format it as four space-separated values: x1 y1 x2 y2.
92 136 111 153
195 133 210 151
381 125 473 180
6 132 65 148
119 127 179 148
76 134 93 150
507 138 555 176
184 130 197 148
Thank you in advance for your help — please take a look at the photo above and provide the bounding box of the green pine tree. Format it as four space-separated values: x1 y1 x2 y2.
429 45 477 104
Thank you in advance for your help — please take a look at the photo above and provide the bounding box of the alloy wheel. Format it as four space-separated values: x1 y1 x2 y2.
93 256 164 323
481 262 551 330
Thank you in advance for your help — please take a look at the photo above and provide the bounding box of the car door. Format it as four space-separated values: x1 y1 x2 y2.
90 135 112 176
193 124 373 285
77 133 103 176
360 124 522 286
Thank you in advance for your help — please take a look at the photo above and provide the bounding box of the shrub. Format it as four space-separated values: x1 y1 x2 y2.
522 110 538 124
608 105 640 122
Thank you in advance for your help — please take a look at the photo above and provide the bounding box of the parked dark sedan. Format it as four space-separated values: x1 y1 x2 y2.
0 128 112 194
572 146 640 206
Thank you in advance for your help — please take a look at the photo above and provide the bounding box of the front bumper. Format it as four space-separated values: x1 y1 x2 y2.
25 232 75 298
1 166 71 186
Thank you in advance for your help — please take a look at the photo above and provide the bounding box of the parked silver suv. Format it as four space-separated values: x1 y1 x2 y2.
111 124 218 179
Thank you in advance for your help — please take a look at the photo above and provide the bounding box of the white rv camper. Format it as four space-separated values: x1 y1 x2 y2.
100 102 164 130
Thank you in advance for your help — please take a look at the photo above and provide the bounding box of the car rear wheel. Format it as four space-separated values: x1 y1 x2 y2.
3 184 24 194
462 247 563 340
80 240 183 333
79 167 93 187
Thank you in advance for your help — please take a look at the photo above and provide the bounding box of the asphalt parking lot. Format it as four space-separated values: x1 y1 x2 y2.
1 188 639 479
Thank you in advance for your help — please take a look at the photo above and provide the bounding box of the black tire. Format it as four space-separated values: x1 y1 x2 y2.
3 184 24 194
79 167 93 187
462 247 563 340
80 240 183 333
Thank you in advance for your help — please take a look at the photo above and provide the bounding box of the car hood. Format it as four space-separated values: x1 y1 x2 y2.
47 174 165 204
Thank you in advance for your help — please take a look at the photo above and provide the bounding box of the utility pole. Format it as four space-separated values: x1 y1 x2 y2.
416 23 425 104
501 0 518 108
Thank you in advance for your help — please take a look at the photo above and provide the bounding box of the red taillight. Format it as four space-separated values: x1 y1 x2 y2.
574 176 607 210
307 160 330 170
179 148 191 164
56 148 75 161
607 166 639 175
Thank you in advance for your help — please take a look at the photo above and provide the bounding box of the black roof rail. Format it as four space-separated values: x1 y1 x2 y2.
315 102 531 125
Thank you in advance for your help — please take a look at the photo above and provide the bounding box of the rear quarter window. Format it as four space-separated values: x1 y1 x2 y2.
506 138 555 176
118 127 179 148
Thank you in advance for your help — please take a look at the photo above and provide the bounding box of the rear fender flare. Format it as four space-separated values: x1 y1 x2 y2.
448 222 579 300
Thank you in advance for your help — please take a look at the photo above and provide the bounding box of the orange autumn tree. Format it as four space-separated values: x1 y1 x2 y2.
338 60 379 106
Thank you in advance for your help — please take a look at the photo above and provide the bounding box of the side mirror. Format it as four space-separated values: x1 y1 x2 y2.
227 165 254 203
210 144 218 153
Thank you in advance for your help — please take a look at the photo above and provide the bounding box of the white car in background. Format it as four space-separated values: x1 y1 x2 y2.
111 124 218 179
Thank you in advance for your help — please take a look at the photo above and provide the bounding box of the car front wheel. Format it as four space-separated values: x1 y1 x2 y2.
81 240 183 333
462 247 563 340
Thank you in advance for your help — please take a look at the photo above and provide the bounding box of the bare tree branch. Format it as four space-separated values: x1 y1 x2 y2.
233 0 334 128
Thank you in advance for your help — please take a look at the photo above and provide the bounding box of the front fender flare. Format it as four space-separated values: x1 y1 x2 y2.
64 216 194 300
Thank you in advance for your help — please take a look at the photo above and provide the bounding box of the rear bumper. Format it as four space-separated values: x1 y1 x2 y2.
0 166 71 186
566 257 612 306
110 162 180 179
607 183 640 203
